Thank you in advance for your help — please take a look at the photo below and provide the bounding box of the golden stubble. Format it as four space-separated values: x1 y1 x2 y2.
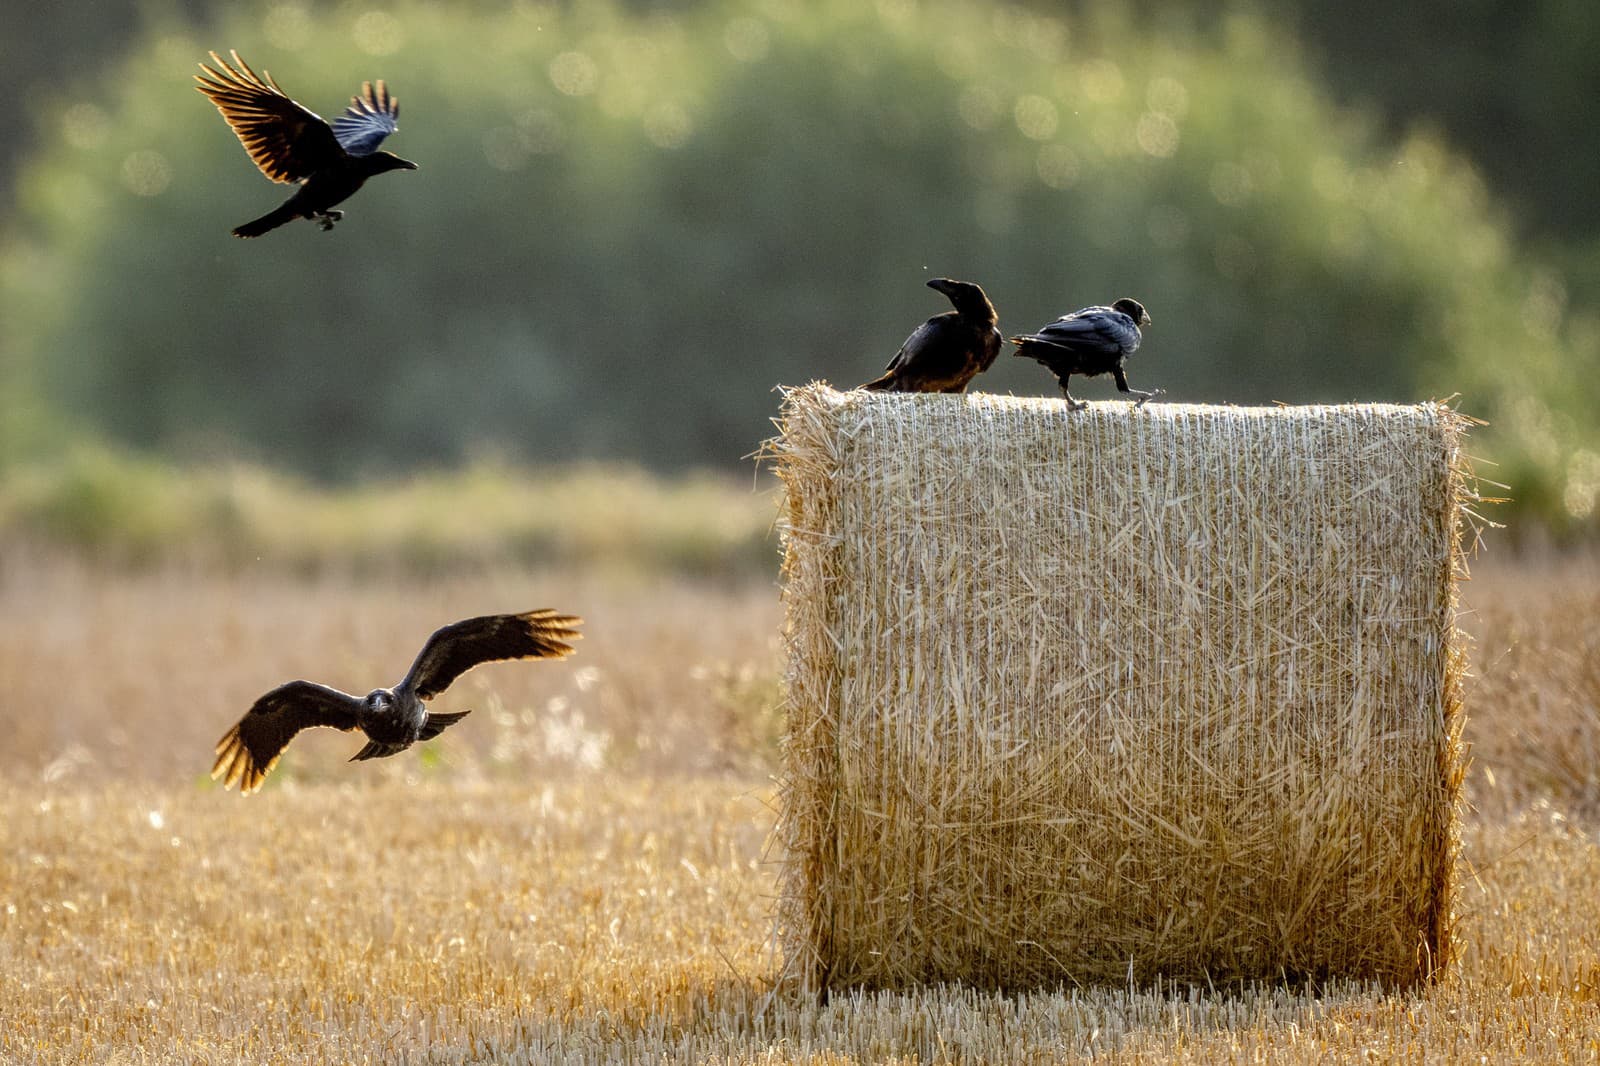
1 541 1598 1061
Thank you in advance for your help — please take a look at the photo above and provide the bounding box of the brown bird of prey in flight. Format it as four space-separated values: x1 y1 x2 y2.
195 50 417 238
859 277 1003 393
1011 298 1162 410
212 610 582 794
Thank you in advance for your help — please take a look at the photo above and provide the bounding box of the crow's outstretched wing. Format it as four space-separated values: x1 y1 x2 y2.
332 81 400 155
212 680 363 794
402 611 583 700
195 50 345 183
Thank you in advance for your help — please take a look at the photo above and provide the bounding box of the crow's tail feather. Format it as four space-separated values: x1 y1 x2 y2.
418 709 471 741
232 203 299 238
1010 337 1067 363
349 740 409 762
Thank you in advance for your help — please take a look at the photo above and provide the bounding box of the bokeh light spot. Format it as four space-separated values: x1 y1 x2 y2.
1245 149 1282 192
1136 112 1179 158
121 151 172 197
723 17 770 62
1214 234 1257 280
1522 272 1567 341
549 51 599 96
62 104 109 150
263 4 312 50
1146 76 1189 118
1209 161 1253 206
1146 204 1190 249
1565 449 1600 519
353 11 405 56
482 127 527 171
1504 395 1560 467
1080 59 1124 102
518 107 565 154
957 85 1002 131
1036 144 1080 190
643 103 693 149
1013 94 1058 141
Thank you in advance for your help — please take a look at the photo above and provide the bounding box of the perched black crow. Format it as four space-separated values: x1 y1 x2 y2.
195 50 417 238
859 278 1003 393
212 610 581 793
1011 298 1162 410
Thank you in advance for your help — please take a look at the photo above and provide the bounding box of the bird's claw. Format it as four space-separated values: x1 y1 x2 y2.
1133 389 1166 408
1065 398 1089 412
315 210 344 232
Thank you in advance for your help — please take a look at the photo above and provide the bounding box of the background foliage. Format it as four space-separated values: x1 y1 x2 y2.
1 0 1596 535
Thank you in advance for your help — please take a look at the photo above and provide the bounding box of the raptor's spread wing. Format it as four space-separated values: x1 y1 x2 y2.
402 610 583 700
195 50 345 183
212 680 362 794
332 81 400 156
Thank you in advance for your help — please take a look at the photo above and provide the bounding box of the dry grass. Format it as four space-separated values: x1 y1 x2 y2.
0 552 783 786
2 550 1600 1062
1459 556 1600 815
772 387 1469 991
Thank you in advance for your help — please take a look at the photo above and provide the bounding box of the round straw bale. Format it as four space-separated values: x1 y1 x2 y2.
772 384 1469 992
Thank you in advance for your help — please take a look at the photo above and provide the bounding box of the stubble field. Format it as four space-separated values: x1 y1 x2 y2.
2 550 1599 1063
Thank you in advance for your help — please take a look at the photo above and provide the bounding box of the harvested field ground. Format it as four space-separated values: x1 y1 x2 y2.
3 553 1600 1063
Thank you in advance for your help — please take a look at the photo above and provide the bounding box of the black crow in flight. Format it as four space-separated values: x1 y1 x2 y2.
1011 298 1162 410
195 50 417 238
860 278 1003 393
212 610 581 794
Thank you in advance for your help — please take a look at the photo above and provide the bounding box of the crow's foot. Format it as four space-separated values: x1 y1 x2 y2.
315 210 344 231
1132 388 1166 408
1065 397 1089 412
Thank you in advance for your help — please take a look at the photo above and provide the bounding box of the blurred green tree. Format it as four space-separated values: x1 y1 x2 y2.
1 0 1595 529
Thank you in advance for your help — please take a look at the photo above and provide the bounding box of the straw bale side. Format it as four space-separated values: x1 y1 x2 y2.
772 383 1469 993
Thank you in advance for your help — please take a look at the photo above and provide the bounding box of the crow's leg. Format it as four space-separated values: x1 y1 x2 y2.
1057 374 1088 411
314 210 344 231
1113 367 1163 407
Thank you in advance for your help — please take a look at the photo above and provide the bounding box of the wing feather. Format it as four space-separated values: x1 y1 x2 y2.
195 50 344 183
1031 307 1141 353
879 319 938 375
211 680 362 794
332 80 400 155
402 611 583 700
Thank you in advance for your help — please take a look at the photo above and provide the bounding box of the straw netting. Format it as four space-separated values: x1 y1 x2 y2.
772 383 1469 993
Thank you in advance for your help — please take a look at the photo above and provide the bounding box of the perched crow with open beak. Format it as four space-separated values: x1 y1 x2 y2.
195 50 418 238
859 278 1003 393
211 611 581 794
1011 298 1162 410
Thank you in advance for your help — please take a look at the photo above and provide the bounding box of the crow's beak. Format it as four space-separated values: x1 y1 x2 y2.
926 277 953 293
401 159 419 170
1141 312 1153 327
